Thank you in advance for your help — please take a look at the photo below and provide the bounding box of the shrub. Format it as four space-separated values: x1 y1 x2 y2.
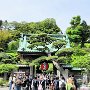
0 78 7 86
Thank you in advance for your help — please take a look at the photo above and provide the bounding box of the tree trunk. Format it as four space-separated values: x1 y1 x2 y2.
81 41 84 48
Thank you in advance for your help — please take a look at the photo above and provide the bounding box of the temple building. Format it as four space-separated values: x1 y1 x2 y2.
17 33 69 60
17 33 83 79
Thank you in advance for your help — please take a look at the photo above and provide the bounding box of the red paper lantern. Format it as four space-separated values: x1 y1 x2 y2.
40 62 49 70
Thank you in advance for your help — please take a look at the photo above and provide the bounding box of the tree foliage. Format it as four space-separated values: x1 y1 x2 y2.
30 56 47 66
80 20 90 47
0 64 18 73
8 40 19 51
66 16 90 48
30 56 58 66
71 55 90 71
10 18 61 34
52 39 66 50
0 30 12 50
72 48 88 56
55 48 74 57
0 20 2 29
28 33 56 52
57 56 67 63
0 52 18 64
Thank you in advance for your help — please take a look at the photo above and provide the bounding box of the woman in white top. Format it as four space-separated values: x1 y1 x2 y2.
12 74 16 90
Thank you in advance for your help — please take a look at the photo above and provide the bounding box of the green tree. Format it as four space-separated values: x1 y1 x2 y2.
0 30 12 50
30 56 47 66
0 52 18 64
52 39 66 50
2 20 8 30
10 30 21 41
28 33 56 53
8 40 19 51
10 18 61 34
66 16 90 48
55 48 74 57
40 18 61 34
80 20 90 47
71 55 90 71
0 64 18 73
55 48 74 63
0 20 2 29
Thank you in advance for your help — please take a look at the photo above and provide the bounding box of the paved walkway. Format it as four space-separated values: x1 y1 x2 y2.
0 86 90 90
0 87 9 90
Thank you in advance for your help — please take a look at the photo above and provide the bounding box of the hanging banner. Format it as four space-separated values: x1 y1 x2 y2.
40 62 49 70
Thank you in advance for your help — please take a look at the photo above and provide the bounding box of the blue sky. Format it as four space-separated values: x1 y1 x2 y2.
0 0 90 33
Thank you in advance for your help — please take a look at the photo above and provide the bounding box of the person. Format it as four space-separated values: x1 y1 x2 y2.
22 75 30 90
25 75 30 90
12 74 16 90
9 74 13 90
32 76 39 90
66 75 76 90
38 77 43 90
15 75 22 90
71 75 78 90
59 76 66 90
46 76 51 89
38 75 45 90
41 79 45 90
29 75 33 90
50 77 54 90
22 76 27 90
53 77 59 90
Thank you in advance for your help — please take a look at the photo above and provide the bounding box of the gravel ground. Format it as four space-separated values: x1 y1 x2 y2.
0 87 9 90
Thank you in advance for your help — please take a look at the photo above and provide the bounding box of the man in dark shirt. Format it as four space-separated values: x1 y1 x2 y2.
33 77 39 90
53 77 59 90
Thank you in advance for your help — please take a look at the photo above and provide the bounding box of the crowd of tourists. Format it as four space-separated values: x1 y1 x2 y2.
9 73 78 90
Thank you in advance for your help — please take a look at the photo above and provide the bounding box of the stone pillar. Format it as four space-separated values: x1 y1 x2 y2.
30 66 36 76
30 66 34 76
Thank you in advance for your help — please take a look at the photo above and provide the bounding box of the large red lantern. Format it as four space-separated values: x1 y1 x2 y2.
40 62 49 70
